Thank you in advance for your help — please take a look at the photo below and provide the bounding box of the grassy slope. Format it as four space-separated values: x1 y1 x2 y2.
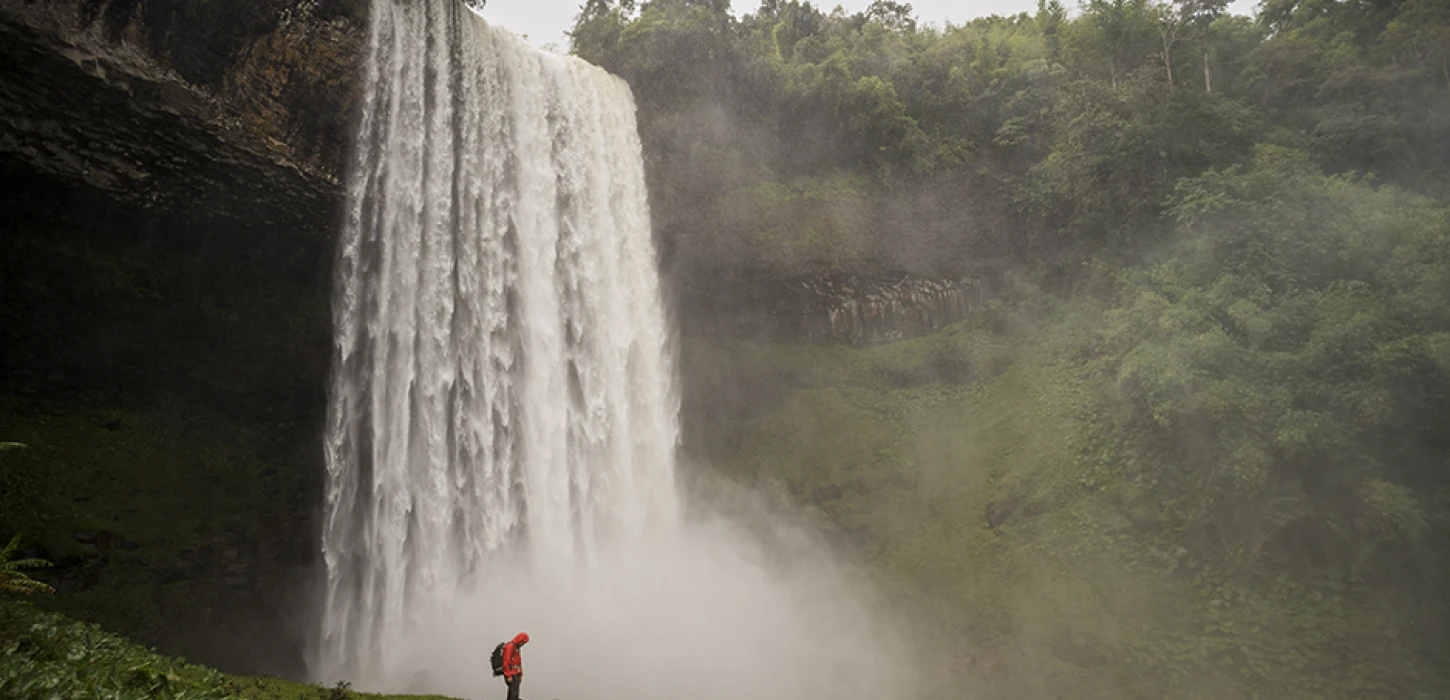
0 601 454 700
0 397 318 673
685 299 1448 700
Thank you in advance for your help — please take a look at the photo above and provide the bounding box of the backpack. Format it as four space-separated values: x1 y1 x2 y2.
490 642 506 677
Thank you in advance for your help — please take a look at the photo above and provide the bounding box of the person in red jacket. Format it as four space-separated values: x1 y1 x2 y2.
501 632 529 700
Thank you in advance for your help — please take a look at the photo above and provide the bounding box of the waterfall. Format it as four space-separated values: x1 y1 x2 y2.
317 3 911 698
320 0 679 683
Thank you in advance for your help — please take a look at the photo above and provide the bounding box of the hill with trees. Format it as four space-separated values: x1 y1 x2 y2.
573 1 1450 697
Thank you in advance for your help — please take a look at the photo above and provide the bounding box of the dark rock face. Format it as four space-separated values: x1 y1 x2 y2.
794 275 980 345
0 0 362 220
0 0 367 681
0 0 366 423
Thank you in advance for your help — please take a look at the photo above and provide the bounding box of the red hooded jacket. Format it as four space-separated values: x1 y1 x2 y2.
502 632 529 680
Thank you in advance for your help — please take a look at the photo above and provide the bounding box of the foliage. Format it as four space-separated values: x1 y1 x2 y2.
0 399 320 671
685 152 1450 697
572 0 1450 279
1 534 54 597
0 601 455 700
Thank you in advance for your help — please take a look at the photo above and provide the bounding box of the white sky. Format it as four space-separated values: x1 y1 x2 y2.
478 0 1259 52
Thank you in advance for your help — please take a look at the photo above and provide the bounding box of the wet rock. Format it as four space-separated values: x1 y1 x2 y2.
73 529 138 552
55 569 83 595
799 275 981 345
986 499 1016 529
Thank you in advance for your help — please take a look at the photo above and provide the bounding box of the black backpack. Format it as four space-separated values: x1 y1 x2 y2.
490 642 506 677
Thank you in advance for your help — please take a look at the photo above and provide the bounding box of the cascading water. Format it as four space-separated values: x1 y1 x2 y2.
319 2 912 699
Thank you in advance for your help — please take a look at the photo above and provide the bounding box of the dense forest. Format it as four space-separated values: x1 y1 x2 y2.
574 0 1449 279
570 1 1450 698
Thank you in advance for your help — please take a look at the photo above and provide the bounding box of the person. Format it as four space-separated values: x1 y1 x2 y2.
501 632 529 700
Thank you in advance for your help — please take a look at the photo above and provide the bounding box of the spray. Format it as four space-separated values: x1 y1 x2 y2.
318 2 913 698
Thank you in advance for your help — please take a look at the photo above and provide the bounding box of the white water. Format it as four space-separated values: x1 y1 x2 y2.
318 2 912 698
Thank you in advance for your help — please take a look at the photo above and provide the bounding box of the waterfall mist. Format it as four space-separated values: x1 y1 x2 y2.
315 2 913 699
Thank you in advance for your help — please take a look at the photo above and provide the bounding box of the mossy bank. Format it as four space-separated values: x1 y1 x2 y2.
1 601 455 700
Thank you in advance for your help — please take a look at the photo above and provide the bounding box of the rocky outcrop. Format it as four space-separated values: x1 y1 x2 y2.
682 272 984 346
0 0 370 421
0 0 363 224
795 275 981 345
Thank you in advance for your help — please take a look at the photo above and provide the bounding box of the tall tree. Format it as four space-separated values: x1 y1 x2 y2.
1152 0 1230 89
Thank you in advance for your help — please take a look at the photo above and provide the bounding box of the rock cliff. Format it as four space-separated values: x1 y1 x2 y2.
680 272 984 346
0 0 367 679
0 0 362 223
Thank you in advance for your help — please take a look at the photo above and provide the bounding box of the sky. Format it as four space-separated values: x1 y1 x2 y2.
477 0 1260 52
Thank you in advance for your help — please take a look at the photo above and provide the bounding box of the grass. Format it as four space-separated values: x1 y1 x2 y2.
0 399 289 563
0 396 319 671
0 600 456 700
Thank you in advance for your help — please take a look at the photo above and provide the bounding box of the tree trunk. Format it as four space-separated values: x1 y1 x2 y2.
1109 57 1118 90
1160 28 1176 88
1203 51 1212 93
1443 54 1448 92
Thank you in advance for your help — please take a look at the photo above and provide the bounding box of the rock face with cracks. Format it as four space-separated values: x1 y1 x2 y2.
0 0 363 225
680 272 984 346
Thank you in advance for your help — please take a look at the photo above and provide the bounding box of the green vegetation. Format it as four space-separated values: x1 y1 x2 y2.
2 533 54 597
685 148 1450 697
0 399 318 673
574 0 1450 280
0 601 455 700
587 1 1450 697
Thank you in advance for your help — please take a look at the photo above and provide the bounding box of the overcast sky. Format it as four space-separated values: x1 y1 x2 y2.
477 0 1259 52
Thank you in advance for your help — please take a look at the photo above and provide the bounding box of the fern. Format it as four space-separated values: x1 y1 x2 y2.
1 533 54 596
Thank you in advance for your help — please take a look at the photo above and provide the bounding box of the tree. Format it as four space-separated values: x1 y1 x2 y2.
1 533 53 597
864 0 916 33
1038 0 1068 63
1383 0 1450 92
1069 0 1159 90
1152 0 1229 90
